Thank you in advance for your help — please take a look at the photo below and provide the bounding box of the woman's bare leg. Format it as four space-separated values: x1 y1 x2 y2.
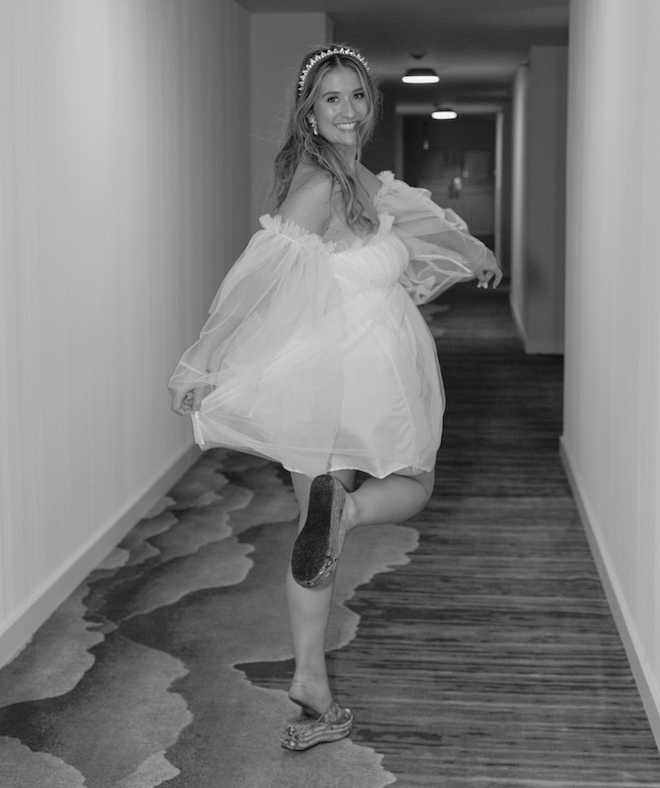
285 467 435 714
286 469 355 714
345 470 435 529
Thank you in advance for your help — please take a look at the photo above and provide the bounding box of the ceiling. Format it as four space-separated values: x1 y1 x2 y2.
238 0 569 109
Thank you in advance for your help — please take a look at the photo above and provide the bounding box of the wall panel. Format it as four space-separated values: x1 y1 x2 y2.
0 0 250 664
563 0 660 743
510 47 568 354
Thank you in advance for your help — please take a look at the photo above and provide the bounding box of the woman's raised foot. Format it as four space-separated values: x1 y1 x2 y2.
290 474 354 588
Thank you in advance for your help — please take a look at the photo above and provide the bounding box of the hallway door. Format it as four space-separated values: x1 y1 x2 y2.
404 115 497 248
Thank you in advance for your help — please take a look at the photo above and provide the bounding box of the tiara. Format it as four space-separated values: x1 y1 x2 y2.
298 47 370 94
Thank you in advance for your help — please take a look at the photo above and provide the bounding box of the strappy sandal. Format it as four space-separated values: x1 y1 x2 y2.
281 702 354 751
290 474 347 588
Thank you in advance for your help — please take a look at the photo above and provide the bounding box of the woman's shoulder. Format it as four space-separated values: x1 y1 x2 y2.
289 161 332 190
286 162 336 206
278 163 334 236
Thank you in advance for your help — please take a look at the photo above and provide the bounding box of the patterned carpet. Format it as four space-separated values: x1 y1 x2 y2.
1 281 659 787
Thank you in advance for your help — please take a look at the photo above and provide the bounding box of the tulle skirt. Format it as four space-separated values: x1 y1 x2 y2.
175 214 444 478
192 281 443 478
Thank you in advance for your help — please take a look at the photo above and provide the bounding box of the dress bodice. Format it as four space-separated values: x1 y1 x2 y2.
331 214 409 295
261 210 409 297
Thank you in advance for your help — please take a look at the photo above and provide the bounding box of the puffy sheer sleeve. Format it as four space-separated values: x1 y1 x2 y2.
375 171 496 305
168 215 344 393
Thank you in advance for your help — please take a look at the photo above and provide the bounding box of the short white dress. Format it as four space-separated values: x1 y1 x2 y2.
169 172 494 479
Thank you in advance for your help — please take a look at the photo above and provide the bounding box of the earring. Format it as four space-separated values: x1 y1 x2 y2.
309 116 318 136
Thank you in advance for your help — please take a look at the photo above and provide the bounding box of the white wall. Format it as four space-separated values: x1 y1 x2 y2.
510 46 568 354
250 13 332 225
562 0 660 745
0 0 250 666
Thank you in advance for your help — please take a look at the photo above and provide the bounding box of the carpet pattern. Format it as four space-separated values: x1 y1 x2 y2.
1 282 660 786
0 452 413 787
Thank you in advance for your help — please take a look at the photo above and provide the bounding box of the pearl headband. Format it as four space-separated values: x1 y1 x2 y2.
298 47 370 95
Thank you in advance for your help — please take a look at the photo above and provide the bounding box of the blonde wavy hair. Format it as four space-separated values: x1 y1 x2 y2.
273 46 381 234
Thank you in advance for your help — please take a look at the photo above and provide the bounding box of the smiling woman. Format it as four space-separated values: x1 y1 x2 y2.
273 46 380 235
168 43 501 753
312 70 367 149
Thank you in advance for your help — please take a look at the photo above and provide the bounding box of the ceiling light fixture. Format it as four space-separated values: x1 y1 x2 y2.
431 109 457 120
402 67 440 85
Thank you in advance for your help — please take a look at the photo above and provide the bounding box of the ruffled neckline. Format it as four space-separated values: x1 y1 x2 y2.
261 211 395 255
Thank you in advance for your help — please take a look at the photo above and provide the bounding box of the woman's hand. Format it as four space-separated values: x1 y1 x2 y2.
169 385 204 416
475 254 503 290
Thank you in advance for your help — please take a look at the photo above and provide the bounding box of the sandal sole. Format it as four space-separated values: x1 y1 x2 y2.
290 475 346 588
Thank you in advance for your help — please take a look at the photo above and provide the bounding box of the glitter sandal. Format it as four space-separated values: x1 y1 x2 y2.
281 702 354 751
290 474 347 588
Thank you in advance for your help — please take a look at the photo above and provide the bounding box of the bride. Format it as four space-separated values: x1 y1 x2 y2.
169 44 501 751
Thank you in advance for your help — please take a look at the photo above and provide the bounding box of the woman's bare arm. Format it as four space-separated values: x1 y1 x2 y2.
278 164 334 236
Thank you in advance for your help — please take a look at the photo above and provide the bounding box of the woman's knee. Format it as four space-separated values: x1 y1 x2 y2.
409 469 435 502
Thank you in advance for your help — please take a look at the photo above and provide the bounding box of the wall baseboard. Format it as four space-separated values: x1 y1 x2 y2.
0 443 200 669
560 437 660 751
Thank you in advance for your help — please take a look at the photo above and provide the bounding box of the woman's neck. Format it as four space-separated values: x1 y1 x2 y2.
335 145 358 171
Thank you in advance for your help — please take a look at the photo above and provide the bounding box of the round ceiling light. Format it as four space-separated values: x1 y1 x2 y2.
431 109 458 120
402 68 440 84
